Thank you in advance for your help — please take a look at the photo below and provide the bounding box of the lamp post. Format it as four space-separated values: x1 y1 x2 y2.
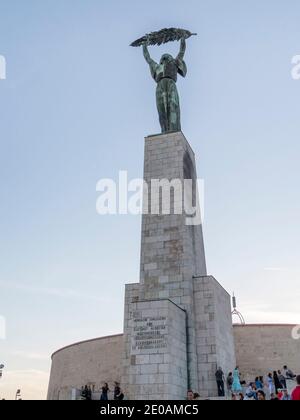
231 293 245 325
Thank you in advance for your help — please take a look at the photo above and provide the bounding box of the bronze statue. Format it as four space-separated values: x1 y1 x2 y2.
131 28 196 133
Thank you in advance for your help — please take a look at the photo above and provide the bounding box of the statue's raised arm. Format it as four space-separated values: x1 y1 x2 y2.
177 38 186 62
143 42 158 80
176 38 187 78
143 41 152 65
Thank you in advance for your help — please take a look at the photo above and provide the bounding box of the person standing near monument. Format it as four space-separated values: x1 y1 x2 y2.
273 371 282 395
232 367 243 394
227 372 233 394
215 367 225 397
291 375 300 401
113 382 120 400
100 382 109 401
277 370 287 390
113 382 124 400
82 385 89 400
267 373 275 396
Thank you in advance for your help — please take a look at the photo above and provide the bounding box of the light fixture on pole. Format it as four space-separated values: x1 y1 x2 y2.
231 293 245 325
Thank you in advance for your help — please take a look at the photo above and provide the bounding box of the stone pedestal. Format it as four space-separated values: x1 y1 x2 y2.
122 132 235 399
123 297 187 400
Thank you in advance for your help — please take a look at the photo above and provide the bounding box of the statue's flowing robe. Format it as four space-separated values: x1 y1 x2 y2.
148 57 187 133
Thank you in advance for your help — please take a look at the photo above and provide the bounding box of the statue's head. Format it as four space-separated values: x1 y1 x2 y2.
160 54 174 65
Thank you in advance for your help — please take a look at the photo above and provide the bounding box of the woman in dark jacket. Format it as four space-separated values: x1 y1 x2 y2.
273 371 282 394
100 383 109 401
113 382 124 401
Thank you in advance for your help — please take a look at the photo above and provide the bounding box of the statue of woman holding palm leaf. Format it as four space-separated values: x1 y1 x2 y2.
131 28 196 133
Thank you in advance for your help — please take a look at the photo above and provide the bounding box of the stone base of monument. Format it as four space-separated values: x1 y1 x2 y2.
122 131 236 400
122 295 187 400
122 276 235 400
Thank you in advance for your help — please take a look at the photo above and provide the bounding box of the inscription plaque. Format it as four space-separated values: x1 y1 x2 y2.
131 313 168 352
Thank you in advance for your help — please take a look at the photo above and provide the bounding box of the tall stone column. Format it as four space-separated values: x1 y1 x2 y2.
122 131 235 400
139 131 206 392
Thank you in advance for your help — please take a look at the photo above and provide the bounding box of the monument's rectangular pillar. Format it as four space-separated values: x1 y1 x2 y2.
122 132 236 399
140 131 207 290
122 290 187 400
138 131 207 391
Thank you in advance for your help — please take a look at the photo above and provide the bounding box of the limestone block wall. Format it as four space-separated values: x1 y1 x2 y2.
122 298 187 400
138 131 207 390
234 324 300 381
194 276 236 397
47 325 300 400
47 334 123 400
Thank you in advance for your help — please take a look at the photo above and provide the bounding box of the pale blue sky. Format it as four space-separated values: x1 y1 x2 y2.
0 0 300 399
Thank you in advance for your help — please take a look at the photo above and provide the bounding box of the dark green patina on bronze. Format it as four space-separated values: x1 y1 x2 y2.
131 28 196 134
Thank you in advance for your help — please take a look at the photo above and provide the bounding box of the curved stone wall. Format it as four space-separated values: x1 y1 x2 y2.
47 334 123 400
234 324 300 381
47 325 300 399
